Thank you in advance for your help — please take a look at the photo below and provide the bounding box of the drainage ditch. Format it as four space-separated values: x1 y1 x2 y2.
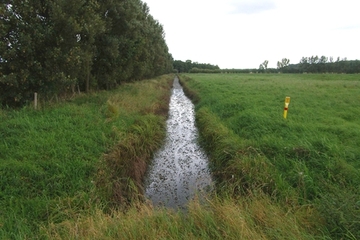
144 77 213 208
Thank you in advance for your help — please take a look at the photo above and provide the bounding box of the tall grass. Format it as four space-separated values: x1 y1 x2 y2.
95 77 172 209
42 194 318 240
0 75 173 239
180 73 360 239
96 115 167 209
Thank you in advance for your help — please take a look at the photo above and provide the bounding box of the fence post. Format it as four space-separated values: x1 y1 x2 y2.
34 92 38 110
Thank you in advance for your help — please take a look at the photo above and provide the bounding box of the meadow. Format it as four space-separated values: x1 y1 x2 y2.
180 73 360 239
0 75 172 239
1 73 359 239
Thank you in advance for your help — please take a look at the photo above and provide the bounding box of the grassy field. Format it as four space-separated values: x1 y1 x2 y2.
180 73 360 239
1 73 359 239
0 75 173 239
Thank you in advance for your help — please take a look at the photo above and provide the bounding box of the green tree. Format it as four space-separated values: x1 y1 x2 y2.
259 60 268 73
1 1 50 106
259 64 265 72
263 60 269 69
1 0 173 107
277 58 290 70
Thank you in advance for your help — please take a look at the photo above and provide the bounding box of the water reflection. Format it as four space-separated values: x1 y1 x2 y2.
144 77 213 208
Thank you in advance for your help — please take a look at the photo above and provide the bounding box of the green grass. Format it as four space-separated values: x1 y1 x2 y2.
0 75 173 239
35 73 321 240
2 73 359 239
1 103 112 238
180 73 360 239
42 195 318 240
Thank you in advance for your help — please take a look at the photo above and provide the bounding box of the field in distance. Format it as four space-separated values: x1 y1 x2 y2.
181 73 360 239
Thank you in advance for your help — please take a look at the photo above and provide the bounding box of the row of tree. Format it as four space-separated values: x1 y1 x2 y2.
284 56 360 74
270 56 360 73
222 56 360 74
0 0 173 107
178 56 360 74
173 60 220 73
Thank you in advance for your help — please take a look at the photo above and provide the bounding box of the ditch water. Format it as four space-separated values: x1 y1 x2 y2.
144 77 213 209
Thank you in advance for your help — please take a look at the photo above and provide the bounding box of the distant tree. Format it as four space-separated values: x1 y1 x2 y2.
263 60 269 69
173 60 219 73
309 55 319 64
185 60 192 72
258 60 268 73
189 67 221 73
281 55 360 74
282 58 290 67
224 56 360 74
277 58 290 69
173 60 186 73
259 64 265 72
299 57 307 64
319 56 328 63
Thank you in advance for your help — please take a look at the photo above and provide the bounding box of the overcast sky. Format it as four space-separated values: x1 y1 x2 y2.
143 0 360 69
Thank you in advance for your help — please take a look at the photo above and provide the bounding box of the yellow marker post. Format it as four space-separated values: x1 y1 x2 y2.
283 97 290 119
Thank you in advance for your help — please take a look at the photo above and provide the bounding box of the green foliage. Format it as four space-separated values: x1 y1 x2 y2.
180 73 360 239
173 60 220 73
221 57 360 74
284 57 360 73
277 58 290 69
259 60 269 73
189 67 221 73
0 0 173 107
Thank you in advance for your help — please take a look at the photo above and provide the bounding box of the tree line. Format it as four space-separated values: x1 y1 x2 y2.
173 60 220 73
0 0 173 107
222 56 360 74
283 56 360 74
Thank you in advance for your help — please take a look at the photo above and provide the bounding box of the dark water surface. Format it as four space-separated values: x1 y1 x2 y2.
144 77 213 208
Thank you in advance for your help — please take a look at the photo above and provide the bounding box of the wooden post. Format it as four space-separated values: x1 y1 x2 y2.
34 92 38 110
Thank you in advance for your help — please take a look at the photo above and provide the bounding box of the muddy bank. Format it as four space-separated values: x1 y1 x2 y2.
145 77 212 208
